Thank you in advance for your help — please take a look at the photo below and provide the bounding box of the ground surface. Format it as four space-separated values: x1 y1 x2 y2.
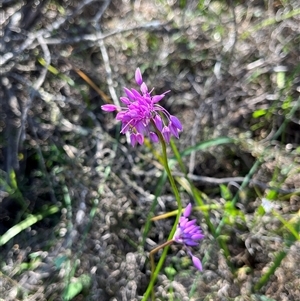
0 0 300 300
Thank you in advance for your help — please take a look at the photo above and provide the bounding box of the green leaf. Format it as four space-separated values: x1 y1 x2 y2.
252 109 267 118
257 205 266 216
179 137 235 158
179 0 187 9
282 96 292 110
38 58 75 86
197 0 205 10
165 266 177 278
63 274 91 301
0 205 60 246
220 184 232 200
266 189 278 200
273 211 299 240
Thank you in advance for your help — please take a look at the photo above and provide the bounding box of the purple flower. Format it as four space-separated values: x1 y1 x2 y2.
173 203 204 271
101 68 182 146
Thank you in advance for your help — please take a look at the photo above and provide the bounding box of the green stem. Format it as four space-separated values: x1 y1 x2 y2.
149 240 174 301
157 137 182 210
142 125 182 301
254 250 287 292
0 205 60 246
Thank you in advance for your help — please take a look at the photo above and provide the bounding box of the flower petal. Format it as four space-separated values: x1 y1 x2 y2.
124 87 136 100
185 219 197 227
184 203 192 218
153 115 163 132
135 121 147 135
152 94 165 103
131 88 142 98
141 82 148 95
190 253 202 271
170 115 183 131
130 133 137 147
169 122 180 138
185 240 199 247
191 233 205 240
136 133 144 145
162 126 171 143
135 68 143 85
120 97 131 105
101 104 118 112
116 111 125 120
150 132 159 143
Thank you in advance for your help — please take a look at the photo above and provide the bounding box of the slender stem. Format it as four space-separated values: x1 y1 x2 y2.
149 240 174 301
153 124 182 210
142 123 183 301
150 240 174 276
254 250 287 291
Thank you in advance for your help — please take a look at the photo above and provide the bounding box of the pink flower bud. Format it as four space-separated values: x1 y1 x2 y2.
101 104 118 112
135 68 143 85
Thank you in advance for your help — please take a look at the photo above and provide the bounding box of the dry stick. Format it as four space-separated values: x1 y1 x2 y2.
92 0 128 142
149 240 174 300
172 172 300 194
0 0 98 66
93 0 120 108
93 33 120 107
73 68 111 103
43 21 170 45
92 0 111 24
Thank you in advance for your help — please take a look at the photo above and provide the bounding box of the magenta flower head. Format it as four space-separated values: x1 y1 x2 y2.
101 68 183 147
173 203 204 271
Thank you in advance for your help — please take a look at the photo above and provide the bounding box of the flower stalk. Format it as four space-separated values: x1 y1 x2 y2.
142 125 183 301
101 68 204 301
